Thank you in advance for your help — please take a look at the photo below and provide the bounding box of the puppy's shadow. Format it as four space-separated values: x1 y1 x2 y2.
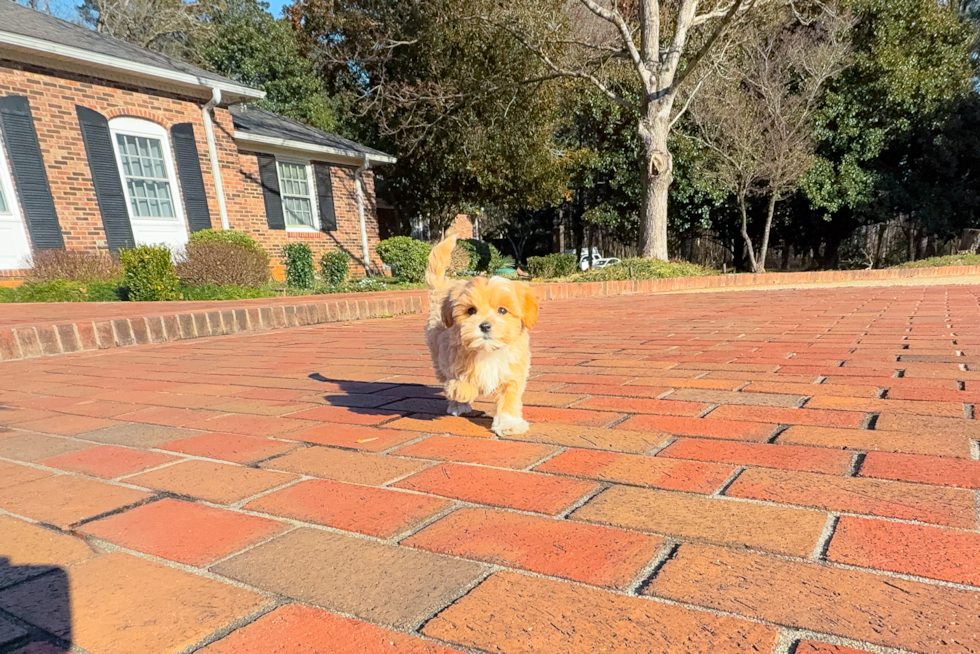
0 555 73 652
307 374 492 427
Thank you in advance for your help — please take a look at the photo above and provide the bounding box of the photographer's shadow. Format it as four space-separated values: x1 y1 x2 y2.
0 556 72 652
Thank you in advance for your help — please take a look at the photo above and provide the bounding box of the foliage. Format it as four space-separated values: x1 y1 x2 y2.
526 253 577 279
188 229 263 252
289 0 572 231
177 284 276 300
320 250 351 285
457 239 507 275
895 254 980 269
570 258 718 282
120 245 180 301
449 244 472 274
202 0 339 131
25 249 121 283
1 280 120 303
281 242 316 289
801 0 978 216
176 241 270 288
376 237 431 282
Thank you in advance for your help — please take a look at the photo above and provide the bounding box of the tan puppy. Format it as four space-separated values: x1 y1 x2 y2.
424 234 539 436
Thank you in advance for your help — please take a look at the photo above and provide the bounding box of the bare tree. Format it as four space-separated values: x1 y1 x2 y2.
691 7 852 272
465 0 800 260
78 0 214 60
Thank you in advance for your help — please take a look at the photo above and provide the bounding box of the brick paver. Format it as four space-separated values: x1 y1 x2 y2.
4 284 980 653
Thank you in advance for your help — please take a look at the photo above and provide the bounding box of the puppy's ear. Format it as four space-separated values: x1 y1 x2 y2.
441 295 455 328
517 283 539 330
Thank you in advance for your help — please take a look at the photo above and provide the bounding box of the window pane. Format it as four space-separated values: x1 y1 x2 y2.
115 133 176 219
0 185 7 213
283 196 314 228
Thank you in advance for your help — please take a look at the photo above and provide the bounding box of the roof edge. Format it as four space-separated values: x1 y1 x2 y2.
0 30 265 102
234 131 397 165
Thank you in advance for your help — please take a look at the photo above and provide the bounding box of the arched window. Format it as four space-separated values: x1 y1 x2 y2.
108 117 188 249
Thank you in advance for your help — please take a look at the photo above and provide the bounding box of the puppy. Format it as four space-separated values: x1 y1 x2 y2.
424 234 539 436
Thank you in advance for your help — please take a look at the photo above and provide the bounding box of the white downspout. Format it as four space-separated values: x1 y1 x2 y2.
202 87 230 230
354 153 372 274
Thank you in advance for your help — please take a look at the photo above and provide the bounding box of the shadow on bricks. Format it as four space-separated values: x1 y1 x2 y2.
307 373 491 425
0 556 73 652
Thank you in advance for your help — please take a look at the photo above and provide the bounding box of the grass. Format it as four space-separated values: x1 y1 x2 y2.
564 257 719 282
895 253 980 269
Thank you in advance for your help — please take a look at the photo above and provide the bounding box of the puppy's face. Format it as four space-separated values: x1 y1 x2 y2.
445 277 538 351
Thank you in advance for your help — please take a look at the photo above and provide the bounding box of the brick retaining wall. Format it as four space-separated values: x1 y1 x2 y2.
3 264 980 362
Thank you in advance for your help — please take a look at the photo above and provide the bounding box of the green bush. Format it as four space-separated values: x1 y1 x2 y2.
282 242 315 289
120 245 179 301
895 254 980 269
320 250 351 285
527 253 578 278
188 229 263 252
376 236 431 282
3 280 121 303
178 284 276 301
570 258 717 282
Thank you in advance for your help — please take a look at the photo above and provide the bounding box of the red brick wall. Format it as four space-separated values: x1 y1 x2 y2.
0 62 380 278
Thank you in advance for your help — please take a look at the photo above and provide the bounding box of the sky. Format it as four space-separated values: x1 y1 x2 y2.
266 0 290 17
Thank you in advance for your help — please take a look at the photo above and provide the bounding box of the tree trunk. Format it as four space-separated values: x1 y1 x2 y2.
638 112 672 261
587 223 595 269
781 242 790 271
738 195 760 273
757 195 778 274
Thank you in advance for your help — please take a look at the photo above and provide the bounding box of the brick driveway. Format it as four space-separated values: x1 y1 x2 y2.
1 284 979 654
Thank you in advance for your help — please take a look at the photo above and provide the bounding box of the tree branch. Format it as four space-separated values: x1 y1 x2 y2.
673 0 748 91
669 77 705 128
577 0 654 92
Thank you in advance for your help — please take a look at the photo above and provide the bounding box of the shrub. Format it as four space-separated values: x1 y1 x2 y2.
10 280 121 303
178 284 275 301
26 249 121 283
320 250 351 285
120 245 179 301
376 236 430 282
571 258 717 282
527 253 578 278
176 240 270 288
282 242 315 289
896 254 980 269
0 287 14 303
449 244 472 274
188 229 263 252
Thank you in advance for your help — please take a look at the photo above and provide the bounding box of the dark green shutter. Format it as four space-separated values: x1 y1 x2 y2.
314 162 337 232
257 153 284 230
170 123 212 233
76 105 134 251
0 95 64 249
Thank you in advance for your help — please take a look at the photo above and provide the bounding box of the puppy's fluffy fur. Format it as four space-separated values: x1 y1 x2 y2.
424 234 539 436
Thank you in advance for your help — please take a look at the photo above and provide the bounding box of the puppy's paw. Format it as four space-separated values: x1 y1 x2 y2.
447 400 474 417
492 414 530 437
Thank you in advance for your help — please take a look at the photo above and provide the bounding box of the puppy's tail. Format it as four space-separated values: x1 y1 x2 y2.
425 234 458 291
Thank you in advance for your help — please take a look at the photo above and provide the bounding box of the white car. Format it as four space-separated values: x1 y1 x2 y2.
578 254 621 271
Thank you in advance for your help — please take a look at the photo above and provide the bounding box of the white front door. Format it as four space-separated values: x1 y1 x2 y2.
0 134 31 271
109 117 188 254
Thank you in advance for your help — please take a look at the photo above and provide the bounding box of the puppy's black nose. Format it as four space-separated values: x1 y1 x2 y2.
479 321 492 334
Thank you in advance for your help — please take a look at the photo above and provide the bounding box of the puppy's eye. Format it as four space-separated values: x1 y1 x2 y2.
497 307 508 315
466 307 477 316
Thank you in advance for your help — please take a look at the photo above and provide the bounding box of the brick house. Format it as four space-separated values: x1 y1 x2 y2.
0 1 394 281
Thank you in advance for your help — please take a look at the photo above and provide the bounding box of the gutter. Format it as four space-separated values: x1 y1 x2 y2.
233 131 397 165
201 87 230 230
355 154 372 274
0 31 264 102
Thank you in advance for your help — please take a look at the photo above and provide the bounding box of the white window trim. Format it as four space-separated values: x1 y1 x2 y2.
108 117 187 228
275 156 320 233
0 127 32 271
